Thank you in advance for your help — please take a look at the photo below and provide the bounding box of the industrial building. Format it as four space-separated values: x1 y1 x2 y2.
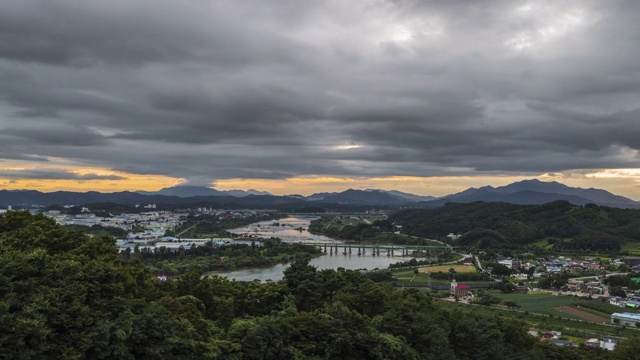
611 312 640 326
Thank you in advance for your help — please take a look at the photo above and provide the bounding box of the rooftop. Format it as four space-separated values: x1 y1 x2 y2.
611 312 640 321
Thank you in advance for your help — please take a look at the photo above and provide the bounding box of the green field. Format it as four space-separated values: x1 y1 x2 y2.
392 270 449 283
419 264 476 273
489 291 581 320
622 242 640 255
438 300 637 339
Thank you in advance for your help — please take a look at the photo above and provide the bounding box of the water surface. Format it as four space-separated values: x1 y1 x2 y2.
213 216 405 281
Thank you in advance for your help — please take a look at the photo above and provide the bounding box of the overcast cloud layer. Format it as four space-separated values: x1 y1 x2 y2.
1 0 640 186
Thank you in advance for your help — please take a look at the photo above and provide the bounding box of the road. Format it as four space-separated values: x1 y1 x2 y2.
402 234 451 247
323 216 339 230
175 224 197 238
474 254 486 273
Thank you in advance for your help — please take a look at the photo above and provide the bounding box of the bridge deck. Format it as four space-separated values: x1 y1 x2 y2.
305 242 457 250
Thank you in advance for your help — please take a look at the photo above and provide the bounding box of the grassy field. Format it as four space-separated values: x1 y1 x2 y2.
393 264 478 283
489 291 582 320
392 270 450 283
419 264 477 273
622 242 640 255
532 238 554 250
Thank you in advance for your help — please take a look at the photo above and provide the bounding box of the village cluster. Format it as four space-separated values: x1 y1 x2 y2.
39 207 274 253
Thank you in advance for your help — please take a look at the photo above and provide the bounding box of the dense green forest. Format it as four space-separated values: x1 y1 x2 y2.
390 201 640 251
2 211 639 359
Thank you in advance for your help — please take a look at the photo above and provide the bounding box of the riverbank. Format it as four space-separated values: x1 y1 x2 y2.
125 238 322 276
307 216 444 246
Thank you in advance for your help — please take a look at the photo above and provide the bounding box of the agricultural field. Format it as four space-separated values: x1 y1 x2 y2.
489 291 582 320
554 306 609 323
439 301 636 340
393 270 442 283
393 264 480 283
532 238 554 250
622 242 640 255
418 264 477 273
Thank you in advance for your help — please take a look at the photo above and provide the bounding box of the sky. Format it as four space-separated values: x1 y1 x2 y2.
1 0 640 199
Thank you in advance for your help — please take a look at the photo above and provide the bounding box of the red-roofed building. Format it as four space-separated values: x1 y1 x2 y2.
450 278 471 297
455 284 471 297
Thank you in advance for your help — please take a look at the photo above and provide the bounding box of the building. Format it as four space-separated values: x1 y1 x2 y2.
450 278 471 297
585 338 601 348
603 336 617 351
611 312 640 326
567 279 584 290
549 339 574 348
622 258 640 267
498 258 514 269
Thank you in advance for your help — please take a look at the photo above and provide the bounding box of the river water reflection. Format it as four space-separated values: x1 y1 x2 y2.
227 216 339 243
212 216 404 281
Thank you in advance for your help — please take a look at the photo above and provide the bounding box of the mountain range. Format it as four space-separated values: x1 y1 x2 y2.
137 186 271 198
418 179 640 208
0 179 638 209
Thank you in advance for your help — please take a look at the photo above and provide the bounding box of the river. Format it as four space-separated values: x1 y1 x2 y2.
227 216 338 243
210 216 404 281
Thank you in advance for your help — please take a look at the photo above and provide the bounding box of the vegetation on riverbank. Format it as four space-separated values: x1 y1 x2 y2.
308 216 445 246
123 238 322 276
386 252 461 268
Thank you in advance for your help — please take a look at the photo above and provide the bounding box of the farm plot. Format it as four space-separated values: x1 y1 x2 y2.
418 265 477 273
553 306 610 324
491 292 582 320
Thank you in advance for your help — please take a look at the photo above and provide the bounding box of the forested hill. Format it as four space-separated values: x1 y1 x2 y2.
389 201 640 250
0 211 557 359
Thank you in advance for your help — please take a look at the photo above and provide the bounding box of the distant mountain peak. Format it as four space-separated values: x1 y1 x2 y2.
137 186 270 198
425 179 639 208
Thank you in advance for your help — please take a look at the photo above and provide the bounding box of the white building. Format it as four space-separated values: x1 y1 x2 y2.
611 312 640 326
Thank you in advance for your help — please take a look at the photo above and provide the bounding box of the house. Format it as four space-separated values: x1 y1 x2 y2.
568 264 583 271
549 339 574 348
585 338 601 348
541 331 561 339
498 258 514 269
622 258 640 267
603 336 617 351
567 279 584 290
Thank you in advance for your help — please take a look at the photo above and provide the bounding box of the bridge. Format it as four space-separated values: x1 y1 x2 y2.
304 242 457 256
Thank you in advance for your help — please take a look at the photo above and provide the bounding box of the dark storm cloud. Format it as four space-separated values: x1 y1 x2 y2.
2 126 109 147
1 0 640 182
0 169 124 181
